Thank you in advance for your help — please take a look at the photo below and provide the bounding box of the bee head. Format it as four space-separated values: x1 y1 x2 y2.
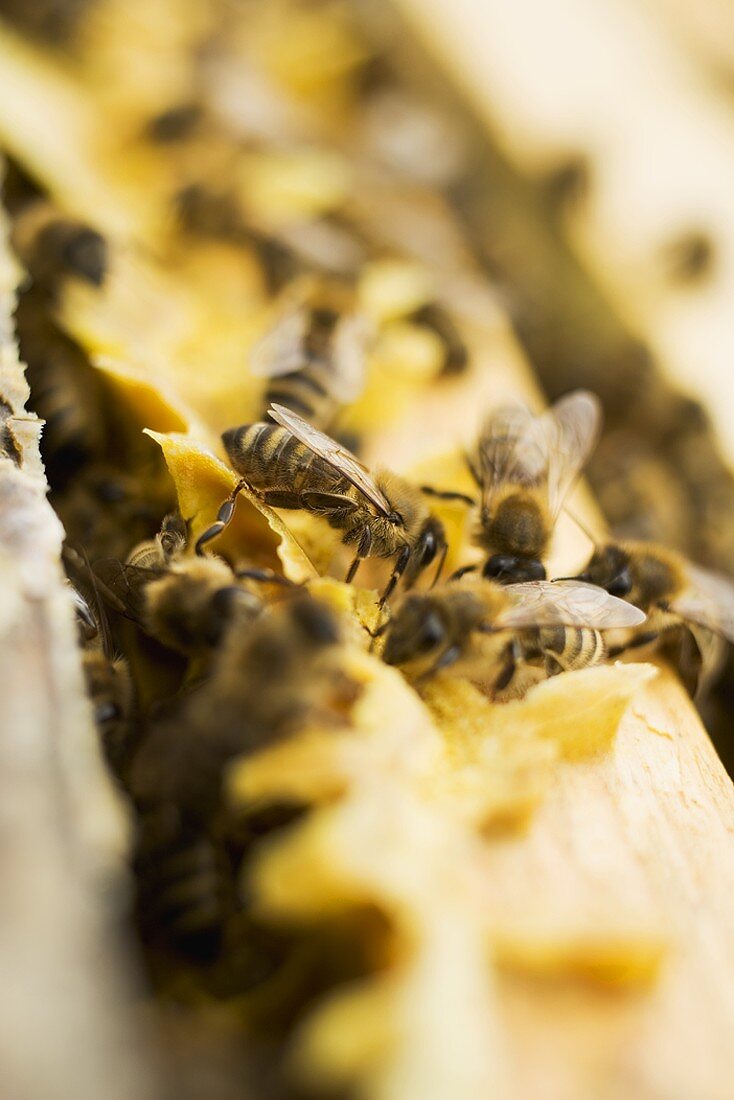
288 597 341 647
382 594 446 668
577 543 633 599
204 585 261 645
402 516 447 588
483 554 546 583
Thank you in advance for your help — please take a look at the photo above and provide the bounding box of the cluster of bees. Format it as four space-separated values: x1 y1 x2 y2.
6 0 734 1092
11 173 734 979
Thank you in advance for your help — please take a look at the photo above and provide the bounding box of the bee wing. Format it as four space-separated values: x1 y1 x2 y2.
329 313 370 402
669 564 734 643
497 580 646 630
93 559 162 624
544 390 602 519
268 402 392 515
249 303 308 378
476 402 549 514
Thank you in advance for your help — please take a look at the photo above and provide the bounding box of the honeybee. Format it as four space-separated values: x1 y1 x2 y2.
16 298 110 490
381 575 645 692
250 278 368 430
129 598 346 962
95 513 270 656
10 197 107 294
133 803 235 961
574 540 734 691
130 596 355 822
198 404 448 605
65 556 137 780
455 390 601 583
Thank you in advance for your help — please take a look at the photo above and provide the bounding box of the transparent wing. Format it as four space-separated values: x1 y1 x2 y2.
268 403 392 515
670 564 734 643
93 559 162 624
249 303 308 379
497 579 646 630
330 313 369 402
544 390 602 519
476 402 549 515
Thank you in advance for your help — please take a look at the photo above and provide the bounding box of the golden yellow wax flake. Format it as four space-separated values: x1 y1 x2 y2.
254 3 369 98
371 321 445 382
485 663 658 759
228 647 444 812
94 355 194 434
145 429 316 579
358 259 434 324
238 149 351 223
492 932 668 989
422 677 557 832
255 785 507 1100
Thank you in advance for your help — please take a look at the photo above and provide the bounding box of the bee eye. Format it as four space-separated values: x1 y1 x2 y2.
484 555 546 583
291 600 340 645
483 554 518 581
608 568 632 598
417 613 444 653
95 702 120 724
520 560 546 582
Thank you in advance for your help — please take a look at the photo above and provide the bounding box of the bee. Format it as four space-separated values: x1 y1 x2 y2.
95 513 272 657
15 298 110 490
197 405 447 605
381 575 645 692
573 540 734 692
451 390 601 583
130 597 354 828
65 555 137 780
250 278 368 430
10 197 107 294
133 802 235 961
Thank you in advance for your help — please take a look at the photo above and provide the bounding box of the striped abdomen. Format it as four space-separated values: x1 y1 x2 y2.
536 625 607 675
263 307 342 429
223 422 349 497
134 807 234 957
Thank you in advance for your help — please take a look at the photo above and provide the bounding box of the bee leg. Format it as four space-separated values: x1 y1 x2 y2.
544 655 565 677
195 480 248 556
379 545 412 608
448 563 478 582
430 541 449 589
346 556 362 584
493 641 518 693
419 485 477 506
345 526 373 586
607 631 659 658
259 491 306 509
